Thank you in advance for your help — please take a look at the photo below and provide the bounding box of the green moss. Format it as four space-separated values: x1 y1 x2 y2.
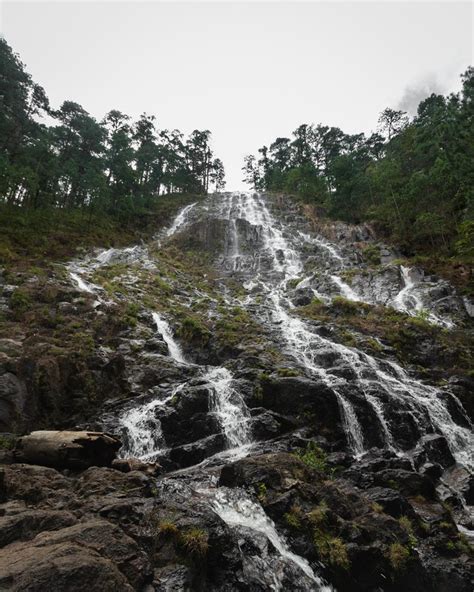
276 367 299 377
0 435 15 450
287 278 302 289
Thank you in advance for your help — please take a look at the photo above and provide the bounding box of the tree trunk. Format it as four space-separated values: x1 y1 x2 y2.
14 430 121 469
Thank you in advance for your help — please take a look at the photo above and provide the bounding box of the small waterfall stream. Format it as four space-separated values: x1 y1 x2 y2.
205 366 252 453
152 312 188 364
166 202 197 237
212 488 332 592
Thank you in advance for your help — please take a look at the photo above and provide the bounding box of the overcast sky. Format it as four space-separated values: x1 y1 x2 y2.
1 1 472 189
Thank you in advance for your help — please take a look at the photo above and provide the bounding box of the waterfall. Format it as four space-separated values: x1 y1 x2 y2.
152 311 187 364
205 367 252 453
231 193 473 467
231 193 366 454
393 265 424 314
119 390 178 460
212 488 332 592
166 202 197 237
330 274 361 301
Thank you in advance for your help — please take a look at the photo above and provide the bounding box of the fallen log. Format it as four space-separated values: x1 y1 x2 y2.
14 430 121 469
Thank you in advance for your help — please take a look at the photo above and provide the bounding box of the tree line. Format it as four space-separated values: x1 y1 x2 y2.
243 69 473 257
0 38 225 219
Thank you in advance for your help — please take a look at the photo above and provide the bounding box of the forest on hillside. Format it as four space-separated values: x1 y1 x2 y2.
0 38 225 220
243 69 474 258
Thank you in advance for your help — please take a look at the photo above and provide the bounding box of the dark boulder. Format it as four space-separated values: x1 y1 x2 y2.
413 434 455 470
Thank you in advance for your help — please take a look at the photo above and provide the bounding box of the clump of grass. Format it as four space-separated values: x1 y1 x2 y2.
388 542 410 571
256 482 267 503
179 528 209 558
158 520 179 539
308 501 328 527
284 505 304 529
313 531 350 570
294 442 329 473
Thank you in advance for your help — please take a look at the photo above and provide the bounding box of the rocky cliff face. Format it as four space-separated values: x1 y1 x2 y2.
0 192 473 591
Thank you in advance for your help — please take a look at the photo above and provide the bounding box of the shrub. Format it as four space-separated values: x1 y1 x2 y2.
362 244 381 265
10 289 31 312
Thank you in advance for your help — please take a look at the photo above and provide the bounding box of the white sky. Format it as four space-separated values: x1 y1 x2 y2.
1 1 473 189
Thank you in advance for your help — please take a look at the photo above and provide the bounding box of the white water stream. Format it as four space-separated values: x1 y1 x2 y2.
204 366 252 454
222 192 473 468
166 202 197 237
151 311 188 364
212 488 332 592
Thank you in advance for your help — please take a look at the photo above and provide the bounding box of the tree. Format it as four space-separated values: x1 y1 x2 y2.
377 108 409 140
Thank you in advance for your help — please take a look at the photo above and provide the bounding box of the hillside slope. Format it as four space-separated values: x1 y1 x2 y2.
0 192 473 591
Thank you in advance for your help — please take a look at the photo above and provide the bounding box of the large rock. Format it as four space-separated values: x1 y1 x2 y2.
0 520 151 591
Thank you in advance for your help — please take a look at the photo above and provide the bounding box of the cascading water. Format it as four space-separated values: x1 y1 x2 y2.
204 366 252 454
330 274 361 301
166 202 197 237
152 311 187 364
212 488 332 592
119 390 179 460
224 192 473 468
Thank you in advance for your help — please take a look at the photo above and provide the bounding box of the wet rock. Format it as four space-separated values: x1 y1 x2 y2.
259 376 343 438
413 434 455 470
249 408 296 440
169 433 226 468
364 486 414 518
111 458 161 476
443 466 474 505
153 564 192 591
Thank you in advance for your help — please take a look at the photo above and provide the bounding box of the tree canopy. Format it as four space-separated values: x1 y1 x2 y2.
0 38 225 219
243 68 474 257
